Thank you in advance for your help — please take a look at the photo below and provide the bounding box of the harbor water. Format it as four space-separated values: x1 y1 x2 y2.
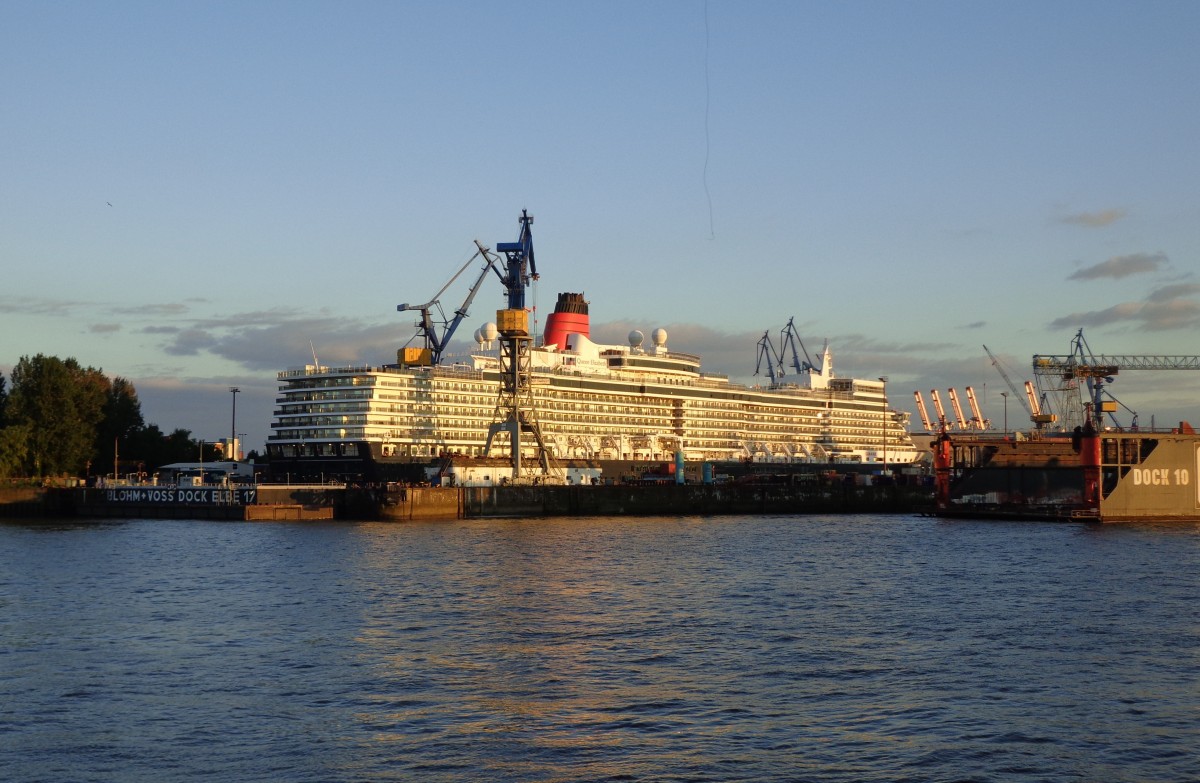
2 514 1198 782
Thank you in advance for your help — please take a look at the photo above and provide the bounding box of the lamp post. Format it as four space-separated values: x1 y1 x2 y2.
1000 392 1008 438
230 387 240 462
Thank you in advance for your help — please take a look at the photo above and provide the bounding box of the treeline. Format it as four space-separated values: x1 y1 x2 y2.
0 354 234 479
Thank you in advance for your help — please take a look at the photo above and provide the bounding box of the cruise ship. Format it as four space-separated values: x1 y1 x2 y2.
266 216 921 482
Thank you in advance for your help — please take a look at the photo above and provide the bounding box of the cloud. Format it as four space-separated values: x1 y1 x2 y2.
111 303 191 316
0 296 89 316
89 323 122 334
962 321 986 329
1048 284 1200 332
144 307 402 370
1067 252 1167 281
1059 209 1126 227
163 328 220 356
1146 282 1200 302
587 319 961 387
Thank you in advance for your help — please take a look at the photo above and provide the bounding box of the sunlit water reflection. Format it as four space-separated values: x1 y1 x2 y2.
2 515 1197 782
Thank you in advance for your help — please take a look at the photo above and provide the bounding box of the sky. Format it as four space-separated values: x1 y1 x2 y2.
3 0 1199 452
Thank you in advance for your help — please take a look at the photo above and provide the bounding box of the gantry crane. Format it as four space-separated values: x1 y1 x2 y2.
1032 328 1200 430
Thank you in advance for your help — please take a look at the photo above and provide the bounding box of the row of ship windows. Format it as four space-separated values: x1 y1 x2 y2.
284 387 896 417
269 433 880 459
274 408 892 425
271 424 871 445
271 443 362 458
272 420 901 440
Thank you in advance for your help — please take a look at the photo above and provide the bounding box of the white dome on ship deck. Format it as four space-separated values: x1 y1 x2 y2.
652 328 668 347
473 328 484 345
628 330 644 348
483 322 498 341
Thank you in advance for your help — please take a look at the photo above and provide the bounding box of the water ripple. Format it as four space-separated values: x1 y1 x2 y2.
1 515 1198 782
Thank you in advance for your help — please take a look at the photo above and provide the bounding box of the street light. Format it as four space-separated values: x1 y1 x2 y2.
1000 392 1009 438
230 387 240 461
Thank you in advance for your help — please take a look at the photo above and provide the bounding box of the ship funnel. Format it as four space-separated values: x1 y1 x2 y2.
543 292 590 349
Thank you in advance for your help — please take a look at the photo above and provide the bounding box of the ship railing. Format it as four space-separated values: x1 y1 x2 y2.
278 364 381 379
429 365 485 381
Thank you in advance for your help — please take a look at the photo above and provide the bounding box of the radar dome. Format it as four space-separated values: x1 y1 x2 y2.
628 330 644 348
473 328 484 345
652 328 668 347
482 322 498 341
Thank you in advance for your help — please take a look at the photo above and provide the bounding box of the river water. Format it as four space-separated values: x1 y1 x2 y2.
1 514 1197 782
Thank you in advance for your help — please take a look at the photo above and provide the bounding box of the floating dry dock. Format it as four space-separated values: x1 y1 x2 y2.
934 425 1199 522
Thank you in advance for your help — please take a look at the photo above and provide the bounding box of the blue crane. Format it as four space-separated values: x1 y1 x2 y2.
755 318 823 384
397 240 500 366
493 209 538 310
397 210 540 366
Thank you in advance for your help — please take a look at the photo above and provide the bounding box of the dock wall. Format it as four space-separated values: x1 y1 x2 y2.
12 483 930 521
460 483 930 519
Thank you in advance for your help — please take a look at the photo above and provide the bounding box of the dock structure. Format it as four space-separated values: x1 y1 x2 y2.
13 479 931 521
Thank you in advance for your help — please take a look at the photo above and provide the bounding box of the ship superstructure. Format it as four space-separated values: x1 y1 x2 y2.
267 213 920 482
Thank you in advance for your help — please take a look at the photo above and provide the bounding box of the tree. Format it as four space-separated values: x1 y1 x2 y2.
94 376 145 476
126 425 205 470
7 355 107 476
0 424 28 478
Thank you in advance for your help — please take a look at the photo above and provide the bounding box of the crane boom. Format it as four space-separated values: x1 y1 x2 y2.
984 344 1033 417
754 331 783 384
398 244 501 365
929 389 951 430
947 388 968 429
913 391 934 432
780 317 821 374
964 386 990 430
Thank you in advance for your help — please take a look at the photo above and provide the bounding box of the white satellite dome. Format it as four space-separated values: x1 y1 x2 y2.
651 328 668 347
473 328 484 345
482 322 498 341
628 330 644 348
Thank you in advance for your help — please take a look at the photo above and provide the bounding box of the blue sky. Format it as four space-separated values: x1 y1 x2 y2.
3 0 1198 450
